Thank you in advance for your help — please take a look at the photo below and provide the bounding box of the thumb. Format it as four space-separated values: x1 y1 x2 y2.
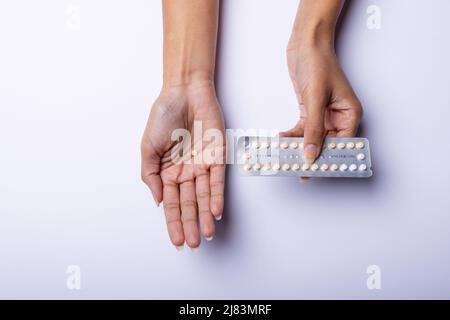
141 140 163 207
303 93 327 164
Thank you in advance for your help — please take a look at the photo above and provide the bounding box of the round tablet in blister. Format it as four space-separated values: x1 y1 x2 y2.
357 153 365 161
356 142 365 149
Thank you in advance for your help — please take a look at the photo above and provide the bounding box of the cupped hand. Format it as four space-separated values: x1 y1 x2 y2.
282 45 363 164
141 82 226 250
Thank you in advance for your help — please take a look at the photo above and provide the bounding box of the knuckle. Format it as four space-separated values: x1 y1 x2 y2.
164 202 179 211
180 200 197 209
198 210 211 217
197 191 210 199
305 126 324 139
210 181 223 190
181 217 197 224
166 218 181 225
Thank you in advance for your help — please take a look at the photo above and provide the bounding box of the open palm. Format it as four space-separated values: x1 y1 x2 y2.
141 83 225 250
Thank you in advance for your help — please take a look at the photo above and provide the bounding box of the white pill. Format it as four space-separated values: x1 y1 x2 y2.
357 153 365 161
281 142 289 149
271 142 279 149
328 142 336 149
243 153 252 160
273 163 281 171
359 164 368 171
347 142 355 149
290 142 298 149
337 142 346 149
244 164 252 171
262 163 271 171
191 150 198 157
254 163 261 171
356 142 365 149
292 163 300 171
349 164 357 172
252 142 260 149
330 164 339 171
282 164 290 171
302 163 310 171
311 164 319 171
321 164 329 171
340 164 348 171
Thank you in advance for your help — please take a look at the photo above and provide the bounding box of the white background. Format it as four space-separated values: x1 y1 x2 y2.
1 0 450 299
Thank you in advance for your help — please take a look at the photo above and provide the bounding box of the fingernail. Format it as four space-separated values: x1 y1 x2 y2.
205 236 214 241
304 144 318 164
151 193 160 207
214 215 222 221
190 246 200 253
175 244 184 251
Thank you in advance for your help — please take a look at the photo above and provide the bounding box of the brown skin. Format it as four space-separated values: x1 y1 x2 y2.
281 0 363 164
142 0 363 249
141 1 224 250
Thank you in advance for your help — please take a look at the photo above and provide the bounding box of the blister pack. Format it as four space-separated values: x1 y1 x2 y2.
237 136 373 178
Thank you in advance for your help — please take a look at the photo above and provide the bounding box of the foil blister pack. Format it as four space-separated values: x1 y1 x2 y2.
237 136 373 178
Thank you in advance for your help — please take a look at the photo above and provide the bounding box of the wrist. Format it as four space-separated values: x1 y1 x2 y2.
288 20 336 53
161 76 216 96
288 12 336 50
163 69 214 88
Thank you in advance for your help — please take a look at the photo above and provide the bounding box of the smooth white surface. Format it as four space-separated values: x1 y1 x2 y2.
1 0 450 299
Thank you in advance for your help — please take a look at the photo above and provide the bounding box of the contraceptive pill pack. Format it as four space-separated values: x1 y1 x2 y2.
237 136 373 178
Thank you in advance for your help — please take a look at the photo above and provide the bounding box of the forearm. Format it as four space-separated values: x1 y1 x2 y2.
162 0 219 87
289 0 345 50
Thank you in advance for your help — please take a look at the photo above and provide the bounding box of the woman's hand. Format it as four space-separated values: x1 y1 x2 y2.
282 0 363 164
141 82 225 250
282 45 363 164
